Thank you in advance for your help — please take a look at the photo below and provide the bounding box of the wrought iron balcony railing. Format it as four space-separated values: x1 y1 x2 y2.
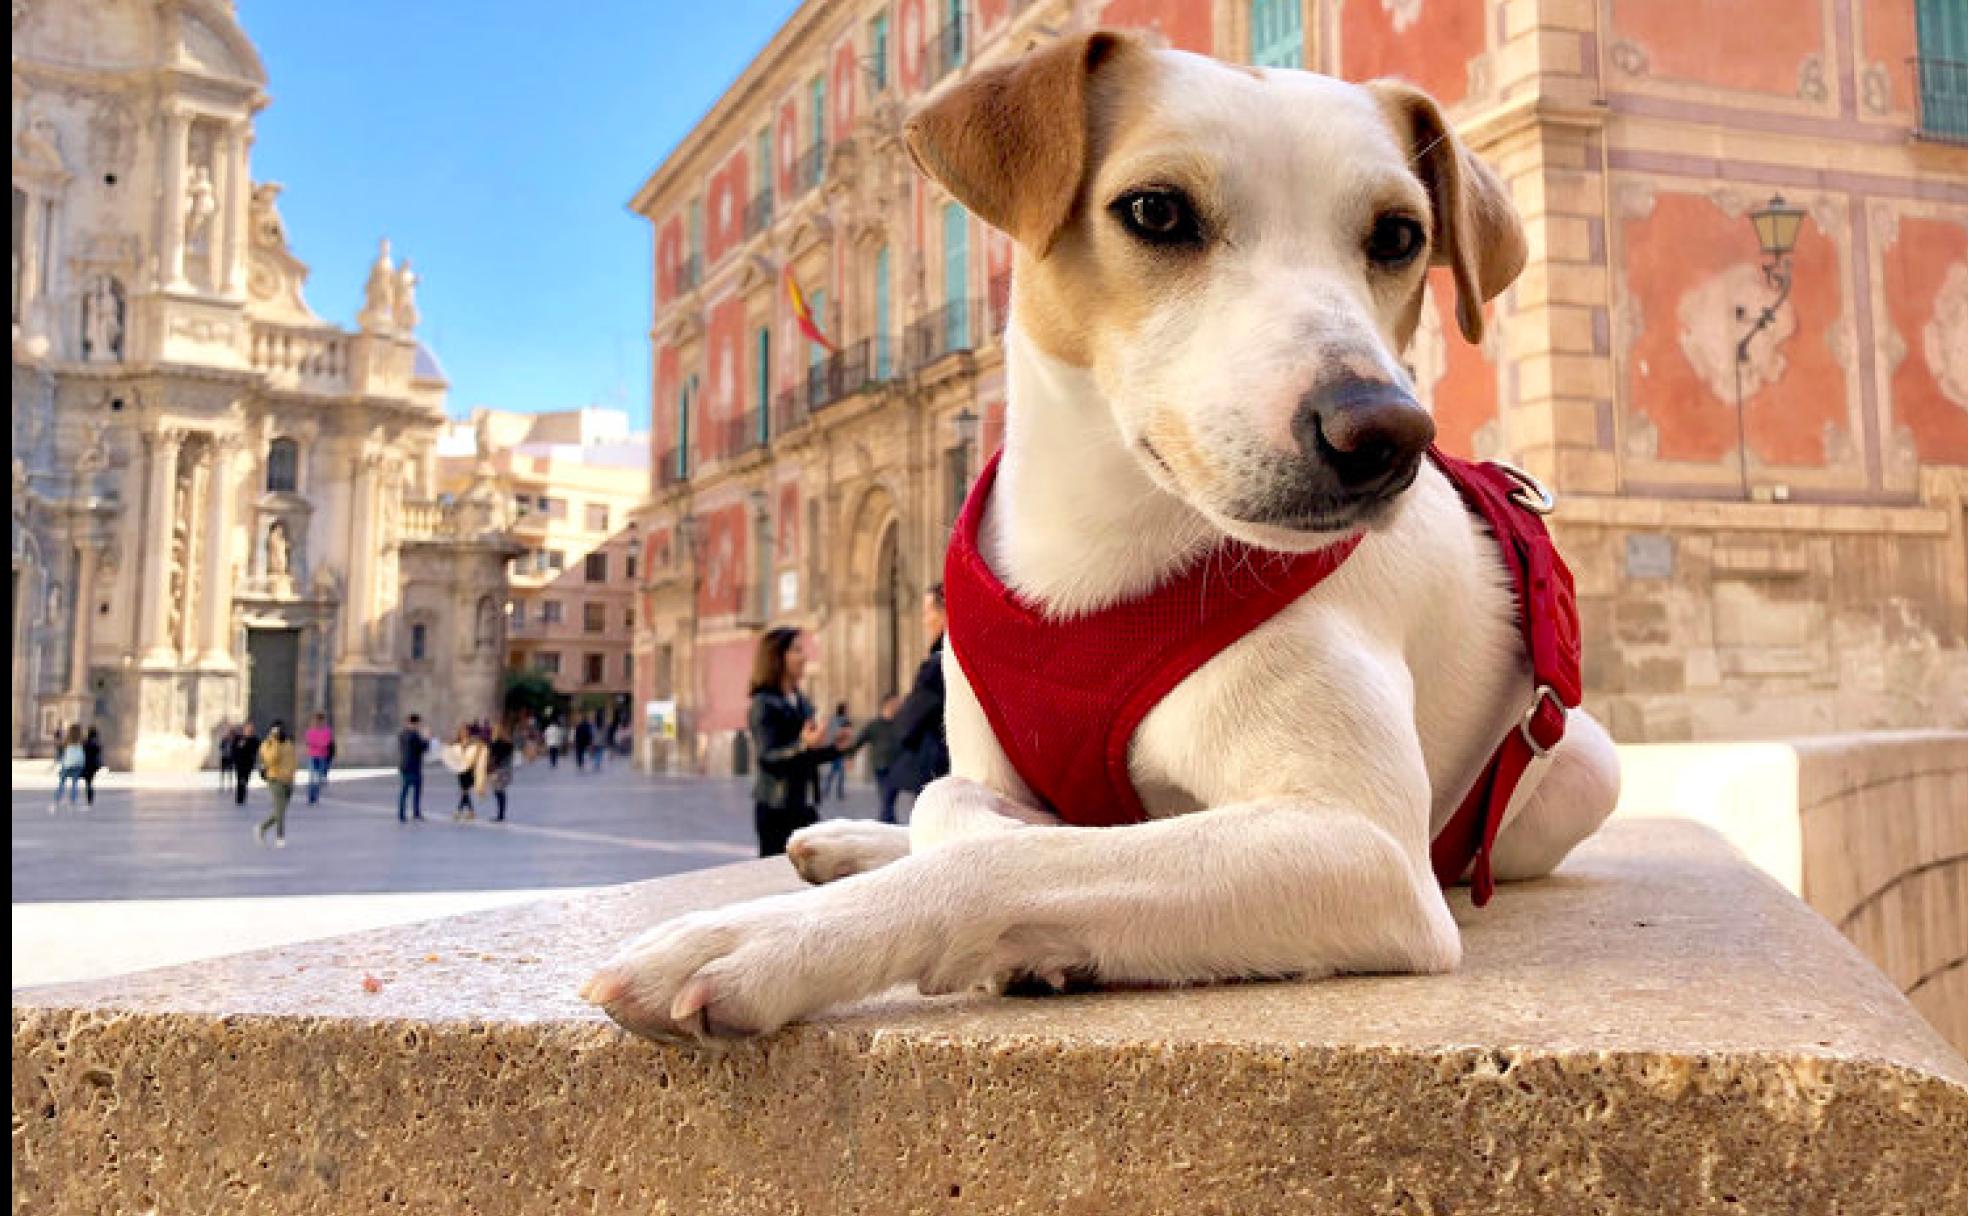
794 143 827 193
744 189 773 238
656 447 689 488
670 254 702 298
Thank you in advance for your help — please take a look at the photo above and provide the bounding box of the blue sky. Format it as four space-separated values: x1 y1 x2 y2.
246 0 801 428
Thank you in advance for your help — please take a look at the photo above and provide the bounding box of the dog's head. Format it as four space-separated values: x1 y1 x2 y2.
905 32 1524 549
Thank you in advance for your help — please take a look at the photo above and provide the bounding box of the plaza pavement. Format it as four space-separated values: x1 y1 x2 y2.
11 757 888 988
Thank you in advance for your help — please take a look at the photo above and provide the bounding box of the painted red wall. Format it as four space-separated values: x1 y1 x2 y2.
898 0 927 94
1624 193 1845 467
656 216 684 306
653 343 682 460
706 148 749 264
777 482 801 563
1425 268 1500 459
697 504 749 619
776 98 800 198
831 40 859 143
1610 0 1826 96
697 636 754 732
706 295 750 444
1339 0 1484 105
1096 0 1214 54
1882 216 1968 465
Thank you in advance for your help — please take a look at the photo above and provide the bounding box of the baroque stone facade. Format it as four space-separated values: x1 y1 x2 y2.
11 0 514 769
630 0 1968 767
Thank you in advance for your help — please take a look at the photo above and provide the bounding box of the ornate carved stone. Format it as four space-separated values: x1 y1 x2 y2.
81 274 124 362
1798 56 1829 104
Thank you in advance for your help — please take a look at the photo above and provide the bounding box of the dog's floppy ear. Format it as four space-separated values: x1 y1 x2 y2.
1369 81 1525 344
903 31 1141 256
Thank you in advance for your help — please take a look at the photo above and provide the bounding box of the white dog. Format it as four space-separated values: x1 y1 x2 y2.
582 31 1620 1041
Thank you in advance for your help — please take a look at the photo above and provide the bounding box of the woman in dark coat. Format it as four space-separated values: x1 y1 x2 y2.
747 626 845 857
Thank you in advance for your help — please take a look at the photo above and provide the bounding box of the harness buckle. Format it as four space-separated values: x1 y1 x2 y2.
1494 461 1556 516
1518 684 1566 758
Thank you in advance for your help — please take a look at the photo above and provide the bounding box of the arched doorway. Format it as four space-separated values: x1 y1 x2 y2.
842 481 906 718
875 520 902 700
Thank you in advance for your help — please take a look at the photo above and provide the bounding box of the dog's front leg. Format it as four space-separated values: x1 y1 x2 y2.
583 797 1456 1041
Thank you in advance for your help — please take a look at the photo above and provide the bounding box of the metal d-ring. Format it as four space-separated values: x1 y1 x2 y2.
1493 461 1556 516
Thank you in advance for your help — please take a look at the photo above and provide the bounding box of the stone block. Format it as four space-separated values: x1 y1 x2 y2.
13 822 1965 1215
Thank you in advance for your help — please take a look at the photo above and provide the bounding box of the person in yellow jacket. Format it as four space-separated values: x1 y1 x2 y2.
254 721 298 848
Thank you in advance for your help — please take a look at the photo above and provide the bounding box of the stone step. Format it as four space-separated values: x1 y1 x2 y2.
12 819 1966 1215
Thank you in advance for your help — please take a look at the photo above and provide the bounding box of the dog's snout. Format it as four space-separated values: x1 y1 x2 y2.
1292 377 1435 490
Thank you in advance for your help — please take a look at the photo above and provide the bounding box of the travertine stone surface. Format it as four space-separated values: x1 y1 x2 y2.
13 820 1967 1215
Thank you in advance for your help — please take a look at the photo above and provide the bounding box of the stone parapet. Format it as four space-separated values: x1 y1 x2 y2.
12 820 1965 1215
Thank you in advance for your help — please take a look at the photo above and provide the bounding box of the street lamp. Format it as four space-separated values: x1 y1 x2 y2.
1733 194 1808 501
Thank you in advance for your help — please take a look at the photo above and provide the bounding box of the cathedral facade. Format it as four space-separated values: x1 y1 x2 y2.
11 0 514 769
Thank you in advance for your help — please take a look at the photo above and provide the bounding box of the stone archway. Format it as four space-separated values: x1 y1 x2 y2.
840 480 906 717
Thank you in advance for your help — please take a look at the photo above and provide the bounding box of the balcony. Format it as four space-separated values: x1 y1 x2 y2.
1913 57 1968 144
710 412 768 463
669 254 702 299
904 299 983 372
655 447 689 489
249 321 350 395
744 189 773 238
794 143 826 194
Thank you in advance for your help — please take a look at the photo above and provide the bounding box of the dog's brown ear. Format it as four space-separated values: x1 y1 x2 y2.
1369 82 1525 344
903 31 1142 256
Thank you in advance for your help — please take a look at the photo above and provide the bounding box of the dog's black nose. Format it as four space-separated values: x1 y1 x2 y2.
1292 376 1435 491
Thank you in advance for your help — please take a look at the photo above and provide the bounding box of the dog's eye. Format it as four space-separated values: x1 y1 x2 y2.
1365 216 1426 267
1114 190 1202 246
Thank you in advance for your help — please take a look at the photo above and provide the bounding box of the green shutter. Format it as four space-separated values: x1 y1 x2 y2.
871 12 890 90
811 76 826 153
943 204 969 350
1917 0 1968 140
1251 0 1303 70
875 245 891 379
756 327 771 442
808 289 827 373
756 128 772 210
676 377 693 476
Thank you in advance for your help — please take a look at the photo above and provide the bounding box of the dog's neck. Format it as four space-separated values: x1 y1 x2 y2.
985 330 1213 616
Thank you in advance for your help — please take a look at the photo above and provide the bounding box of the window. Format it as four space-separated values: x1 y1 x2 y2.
584 602 606 633
809 75 827 158
869 10 890 91
508 600 525 629
755 326 772 443
410 622 428 662
1250 0 1304 70
541 600 564 625
874 244 891 379
513 492 532 514
538 496 567 519
688 197 703 262
808 289 827 374
534 651 561 676
265 438 299 493
626 553 639 581
625 605 636 630
547 549 566 572
584 653 605 685
585 552 608 583
675 376 694 478
1917 0 1968 142
756 126 774 212
943 203 969 350
586 503 609 531
624 652 635 681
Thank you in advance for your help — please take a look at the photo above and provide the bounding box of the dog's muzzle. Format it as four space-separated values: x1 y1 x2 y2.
1292 375 1435 495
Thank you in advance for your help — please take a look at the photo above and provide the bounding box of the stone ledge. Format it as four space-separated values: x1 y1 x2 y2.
12 820 1967 1215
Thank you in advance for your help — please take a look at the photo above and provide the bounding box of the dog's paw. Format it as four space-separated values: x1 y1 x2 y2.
579 902 817 1042
786 819 911 884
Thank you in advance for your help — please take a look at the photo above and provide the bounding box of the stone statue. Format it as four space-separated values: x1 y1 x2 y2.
394 259 419 331
250 183 289 250
82 275 123 362
184 165 218 254
266 520 291 577
357 238 396 332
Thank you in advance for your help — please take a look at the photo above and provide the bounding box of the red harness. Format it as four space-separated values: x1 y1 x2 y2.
944 446 1580 907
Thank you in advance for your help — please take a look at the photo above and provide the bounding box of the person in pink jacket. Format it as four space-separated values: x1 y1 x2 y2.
303 712 336 805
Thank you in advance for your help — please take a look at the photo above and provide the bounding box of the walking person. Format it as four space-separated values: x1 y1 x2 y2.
303 712 335 805
847 695 907 824
747 626 849 857
543 720 565 768
81 726 105 807
397 714 430 823
217 724 238 794
573 718 594 770
487 724 516 822
50 725 86 813
443 726 487 821
254 722 297 847
887 584 952 815
822 702 853 802
231 721 261 806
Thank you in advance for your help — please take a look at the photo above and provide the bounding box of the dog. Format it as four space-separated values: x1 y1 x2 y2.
581 30 1621 1042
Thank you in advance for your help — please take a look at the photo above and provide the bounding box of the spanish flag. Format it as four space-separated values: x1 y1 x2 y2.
784 266 837 354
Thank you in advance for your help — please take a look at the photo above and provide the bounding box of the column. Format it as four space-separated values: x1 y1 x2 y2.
15 187 41 333
158 110 191 290
340 451 376 662
138 428 185 667
66 541 100 697
198 436 241 668
220 126 250 297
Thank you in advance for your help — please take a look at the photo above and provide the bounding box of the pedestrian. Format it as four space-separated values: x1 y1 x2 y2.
487 724 516 822
746 626 850 857
231 721 261 806
81 726 105 807
303 712 335 804
397 713 430 823
573 718 594 770
50 724 86 813
254 721 297 848
217 724 239 793
543 720 565 768
822 702 853 802
592 719 609 771
847 695 907 823
443 726 487 821
887 584 952 813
